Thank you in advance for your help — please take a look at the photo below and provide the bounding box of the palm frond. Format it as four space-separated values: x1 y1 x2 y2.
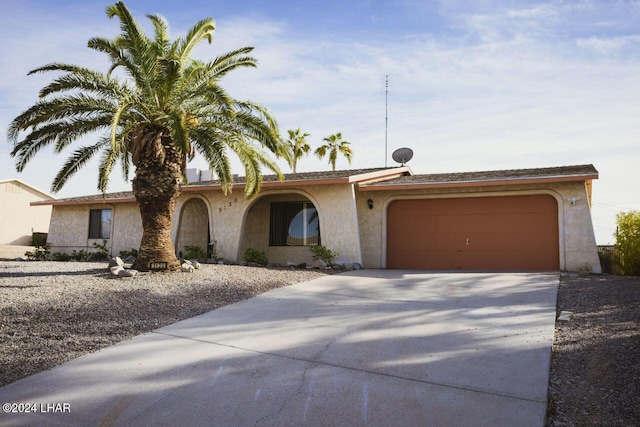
51 140 109 192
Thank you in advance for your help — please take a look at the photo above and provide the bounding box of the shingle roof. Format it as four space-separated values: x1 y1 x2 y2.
34 164 598 205
361 164 598 188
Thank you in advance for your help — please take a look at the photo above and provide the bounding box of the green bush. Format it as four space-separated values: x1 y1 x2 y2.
119 248 138 259
309 245 339 266
51 252 72 262
24 243 51 260
183 245 207 260
615 210 640 276
70 242 109 262
243 248 268 266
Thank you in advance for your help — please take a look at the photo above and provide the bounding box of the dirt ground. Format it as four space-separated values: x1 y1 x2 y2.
546 273 640 426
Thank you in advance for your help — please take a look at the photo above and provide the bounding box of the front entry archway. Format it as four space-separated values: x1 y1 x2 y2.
175 198 211 259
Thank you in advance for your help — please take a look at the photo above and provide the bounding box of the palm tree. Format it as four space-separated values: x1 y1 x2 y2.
8 2 288 271
314 132 353 171
284 128 311 173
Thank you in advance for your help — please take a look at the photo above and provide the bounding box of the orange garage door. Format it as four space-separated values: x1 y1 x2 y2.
387 195 559 270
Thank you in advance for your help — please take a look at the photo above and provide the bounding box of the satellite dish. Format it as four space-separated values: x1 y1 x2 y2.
392 147 413 166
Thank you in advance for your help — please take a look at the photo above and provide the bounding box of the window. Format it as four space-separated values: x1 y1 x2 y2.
88 209 112 239
269 202 320 246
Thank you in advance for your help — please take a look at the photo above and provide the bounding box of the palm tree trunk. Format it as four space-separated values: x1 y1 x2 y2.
133 195 181 271
131 131 183 272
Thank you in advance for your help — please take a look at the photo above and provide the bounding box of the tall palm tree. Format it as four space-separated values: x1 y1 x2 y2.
284 128 311 173
8 2 288 271
314 132 353 171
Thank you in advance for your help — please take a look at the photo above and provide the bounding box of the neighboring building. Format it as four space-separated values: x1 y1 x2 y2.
0 179 54 245
33 164 602 272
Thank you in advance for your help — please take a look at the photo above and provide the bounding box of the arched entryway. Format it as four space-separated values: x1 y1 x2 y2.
175 198 212 259
240 192 320 265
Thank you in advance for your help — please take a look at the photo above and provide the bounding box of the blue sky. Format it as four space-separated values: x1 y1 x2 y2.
1 0 639 244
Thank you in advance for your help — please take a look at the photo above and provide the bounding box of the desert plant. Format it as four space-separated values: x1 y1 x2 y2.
314 132 353 171
244 248 268 266
309 245 339 266
183 245 207 260
8 2 288 272
614 210 640 276
24 243 51 260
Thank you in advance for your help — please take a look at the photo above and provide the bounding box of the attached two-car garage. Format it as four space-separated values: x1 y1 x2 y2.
386 195 559 271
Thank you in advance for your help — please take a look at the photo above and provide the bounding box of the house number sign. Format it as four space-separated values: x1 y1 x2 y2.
149 261 168 271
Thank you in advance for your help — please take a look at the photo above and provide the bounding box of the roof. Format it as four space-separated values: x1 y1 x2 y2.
0 178 55 200
32 164 598 206
359 164 598 191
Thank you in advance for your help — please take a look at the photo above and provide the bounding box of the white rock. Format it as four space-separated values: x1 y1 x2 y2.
181 263 195 273
108 257 124 269
110 265 124 276
191 260 201 270
118 269 138 277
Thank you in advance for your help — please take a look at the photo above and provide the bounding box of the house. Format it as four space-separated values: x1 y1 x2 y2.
0 178 54 246
33 164 602 272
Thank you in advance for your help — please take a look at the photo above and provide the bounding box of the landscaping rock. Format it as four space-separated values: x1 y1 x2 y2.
108 257 124 269
191 260 201 270
110 265 124 276
181 262 195 273
118 269 138 278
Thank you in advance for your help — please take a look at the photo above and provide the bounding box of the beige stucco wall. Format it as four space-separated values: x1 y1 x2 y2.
0 181 52 245
174 184 363 266
356 181 601 272
49 202 142 257
47 178 600 272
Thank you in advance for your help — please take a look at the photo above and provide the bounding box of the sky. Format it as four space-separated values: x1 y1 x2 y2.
1 0 639 244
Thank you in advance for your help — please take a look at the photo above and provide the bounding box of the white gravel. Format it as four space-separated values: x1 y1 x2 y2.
0 260 332 387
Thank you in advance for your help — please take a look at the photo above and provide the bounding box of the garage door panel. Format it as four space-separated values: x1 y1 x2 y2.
387 195 559 271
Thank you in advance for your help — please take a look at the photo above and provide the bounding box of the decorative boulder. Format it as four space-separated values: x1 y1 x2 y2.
110 265 124 276
108 257 124 269
181 262 195 273
118 269 138 277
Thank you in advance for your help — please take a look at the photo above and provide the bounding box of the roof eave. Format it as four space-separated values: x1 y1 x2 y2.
359 173 599 192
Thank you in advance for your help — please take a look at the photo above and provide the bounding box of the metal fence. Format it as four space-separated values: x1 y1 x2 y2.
597 245 620 275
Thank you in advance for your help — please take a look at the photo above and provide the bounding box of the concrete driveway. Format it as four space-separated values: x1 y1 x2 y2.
0 270 559 426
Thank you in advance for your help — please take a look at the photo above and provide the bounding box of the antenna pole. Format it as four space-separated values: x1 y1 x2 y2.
385 75 388 167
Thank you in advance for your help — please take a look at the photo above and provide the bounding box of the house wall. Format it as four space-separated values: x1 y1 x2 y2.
47 177 600 273
174 184 363 266
356 181 601 272
0 181 52 245
48 202 142 257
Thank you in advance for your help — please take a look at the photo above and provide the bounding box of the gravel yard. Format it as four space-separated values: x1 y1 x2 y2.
1 262 638 425
0 261 330 387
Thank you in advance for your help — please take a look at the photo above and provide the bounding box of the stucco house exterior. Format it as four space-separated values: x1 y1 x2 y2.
33 164 602 272
0 178 54 246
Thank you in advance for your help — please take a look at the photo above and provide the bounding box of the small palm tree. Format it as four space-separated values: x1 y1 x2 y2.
314 132 353 171
284 128 311 173
8 2 288 271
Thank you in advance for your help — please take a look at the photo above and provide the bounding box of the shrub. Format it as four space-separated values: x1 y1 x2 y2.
70 242 109 262
51 252 72 262
615 210 640 276
309 245 339 266
24 243 51 260
183 245 207 260
244 248 268 266
119 248 138 259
